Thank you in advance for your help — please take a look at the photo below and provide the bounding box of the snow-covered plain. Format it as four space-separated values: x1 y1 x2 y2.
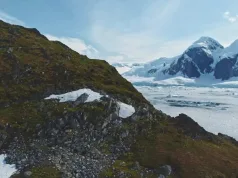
0 155 16 178
124 75 238 88
136 85 238 139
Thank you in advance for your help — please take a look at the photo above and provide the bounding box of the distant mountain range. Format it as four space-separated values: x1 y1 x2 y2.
118 37 238 81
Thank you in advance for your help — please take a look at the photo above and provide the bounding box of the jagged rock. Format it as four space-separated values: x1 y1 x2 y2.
74 93 89 106
174 114 208 138
1 20 238 178
214 55 238 80
218 133 238 146
125 37 238 81
166 47 214 78
158 165 172 177
24 171 32 177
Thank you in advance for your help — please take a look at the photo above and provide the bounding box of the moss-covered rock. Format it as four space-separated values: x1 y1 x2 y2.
1 20 238 178
11 166 61 178
0 20 148 107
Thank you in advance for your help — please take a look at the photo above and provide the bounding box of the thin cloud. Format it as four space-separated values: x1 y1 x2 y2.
106 55 126 63
223 11 238 23
91 0 182 62
0 11 25 25
91 24 193 62
45 34 99 59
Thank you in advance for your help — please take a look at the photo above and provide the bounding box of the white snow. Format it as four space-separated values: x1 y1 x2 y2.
45 88 135 118
117 102 135 118
189 36 223 51
123 74 238 88
116 36 238 140
45 88 103 103
123 37 238 82
222 39 238 58
112 63 144 75
124 56 179 78
0 155 16 178
122 37 238 87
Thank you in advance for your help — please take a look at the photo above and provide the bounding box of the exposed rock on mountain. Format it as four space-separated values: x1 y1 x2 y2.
1 20 238 178
125 37 238 81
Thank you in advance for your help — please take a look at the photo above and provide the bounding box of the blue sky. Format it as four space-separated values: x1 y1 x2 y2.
1 0 238 63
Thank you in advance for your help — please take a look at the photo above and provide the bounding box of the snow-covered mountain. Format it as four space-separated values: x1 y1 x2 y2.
112 62 143 74
124 37 238 81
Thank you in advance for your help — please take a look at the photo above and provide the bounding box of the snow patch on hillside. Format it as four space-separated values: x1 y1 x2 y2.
0 155 16 178
45 89 135 118
117 102 135 118
45 88 103 103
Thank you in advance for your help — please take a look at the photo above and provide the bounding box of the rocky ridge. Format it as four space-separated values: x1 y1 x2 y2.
1 20 238 178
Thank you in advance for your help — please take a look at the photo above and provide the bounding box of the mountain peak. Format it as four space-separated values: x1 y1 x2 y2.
221 39 238 58
227 39 238 50
194 36 218 43
190 36 224 51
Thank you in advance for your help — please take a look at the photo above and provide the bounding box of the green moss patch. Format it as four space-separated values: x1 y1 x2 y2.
0 20 148 107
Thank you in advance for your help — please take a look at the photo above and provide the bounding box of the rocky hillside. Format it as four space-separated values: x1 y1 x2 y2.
125 37 238 81
1 20 238 178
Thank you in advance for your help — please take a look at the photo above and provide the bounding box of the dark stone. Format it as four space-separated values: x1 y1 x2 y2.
158 165 172 177
74 93 89 106
165 45 216 78
166 55 201 78
174 114 208 138
148 68 158 74
185 47 214 73
181 60 200 78
214 56 238 80
218 133 238 146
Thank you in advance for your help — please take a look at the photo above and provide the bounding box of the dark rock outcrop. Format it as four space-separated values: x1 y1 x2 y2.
214 55 238 80
164 37 224 78
1 20 238 178
130 37 238 81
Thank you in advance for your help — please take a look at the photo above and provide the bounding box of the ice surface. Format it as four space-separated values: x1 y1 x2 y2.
124 75 238 88
0 155 16 178
45 88 103 103
117 102 135 118
136 86 238 140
